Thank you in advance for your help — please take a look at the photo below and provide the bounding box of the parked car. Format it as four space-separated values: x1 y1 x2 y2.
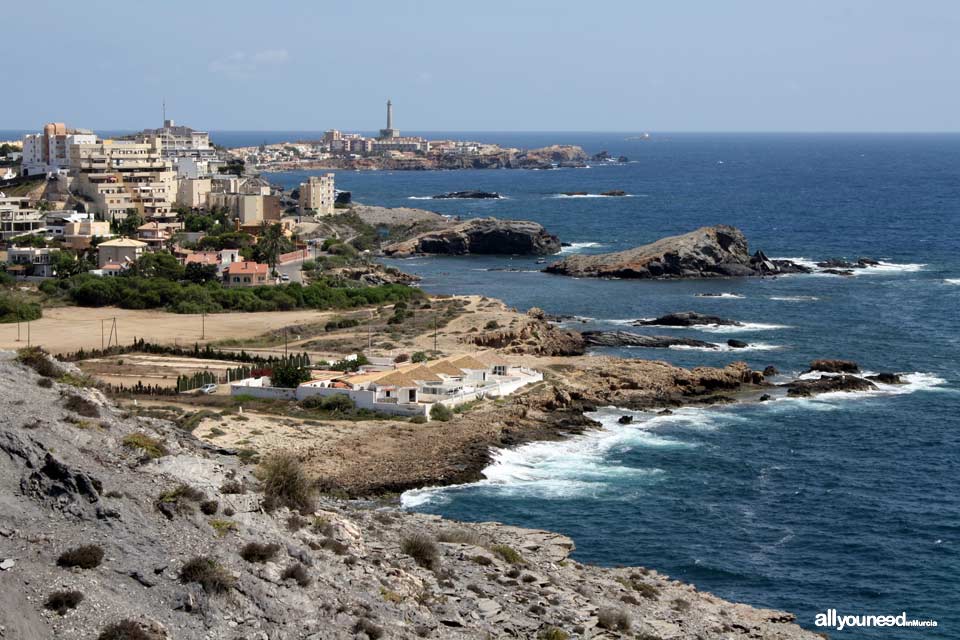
199 383 218 395
280 273 290 282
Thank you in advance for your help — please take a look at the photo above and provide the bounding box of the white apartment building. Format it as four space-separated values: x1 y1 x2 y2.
21 123 97 176
69 138 176 220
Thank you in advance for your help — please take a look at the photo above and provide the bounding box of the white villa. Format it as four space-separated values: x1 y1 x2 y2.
229 352 542 417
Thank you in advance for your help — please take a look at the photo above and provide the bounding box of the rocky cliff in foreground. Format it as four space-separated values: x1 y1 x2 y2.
545 225 809 279
0 351 820 639
383 217 562 257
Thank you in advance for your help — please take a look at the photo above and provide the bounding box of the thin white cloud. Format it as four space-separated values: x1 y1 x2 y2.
209 49 290 77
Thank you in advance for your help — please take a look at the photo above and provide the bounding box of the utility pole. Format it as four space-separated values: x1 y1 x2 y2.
433 314 438 353
201 309 206 340
284 328 288 357
101 319 105 350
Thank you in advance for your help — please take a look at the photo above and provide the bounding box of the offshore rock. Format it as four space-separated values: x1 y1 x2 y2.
383 217 561 256
544 225 810 279
635 311 740 327
784 374 877 397
582 331 717 349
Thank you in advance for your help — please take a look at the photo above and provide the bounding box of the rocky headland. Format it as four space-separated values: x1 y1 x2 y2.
544 225 810 279
383 218 562 257
0 351 823 640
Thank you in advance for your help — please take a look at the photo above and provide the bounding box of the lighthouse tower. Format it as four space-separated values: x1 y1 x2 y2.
378 99 400 139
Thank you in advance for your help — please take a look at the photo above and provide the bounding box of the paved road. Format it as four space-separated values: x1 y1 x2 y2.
275 256 306 284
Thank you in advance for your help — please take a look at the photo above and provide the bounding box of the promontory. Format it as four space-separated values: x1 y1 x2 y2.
544 225 809 279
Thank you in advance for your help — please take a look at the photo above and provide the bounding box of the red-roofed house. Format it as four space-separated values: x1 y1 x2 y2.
223 261 271 287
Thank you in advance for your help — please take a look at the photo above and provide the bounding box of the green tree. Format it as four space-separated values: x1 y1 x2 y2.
129 253 184 281
184 262 219 284
256 223 285 274
270 362 310 388
113 211 145 237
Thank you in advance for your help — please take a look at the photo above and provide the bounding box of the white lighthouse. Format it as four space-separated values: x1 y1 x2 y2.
378 99 400 139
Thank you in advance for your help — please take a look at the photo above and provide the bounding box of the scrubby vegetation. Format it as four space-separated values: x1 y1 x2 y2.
121 433 168 459
41 272 422 315
179 556 236 594
57 544 104 569
44 589 84 615
429 403 453 422
96 619 154 640
597 607 631 632
401 533 439 570
0 293 42 323
240 542 280 563
491 544 524 565
282 562 312 586
259 452 315 513
63 394 100 417
17 346 60 378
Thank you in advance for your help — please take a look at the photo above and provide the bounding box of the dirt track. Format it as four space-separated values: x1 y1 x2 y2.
0 307 335 355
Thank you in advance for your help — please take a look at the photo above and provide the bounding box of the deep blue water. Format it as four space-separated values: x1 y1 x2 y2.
275 134 960 637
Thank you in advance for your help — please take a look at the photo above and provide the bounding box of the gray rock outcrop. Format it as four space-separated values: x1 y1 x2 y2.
544 225 810 279
383 217 561 256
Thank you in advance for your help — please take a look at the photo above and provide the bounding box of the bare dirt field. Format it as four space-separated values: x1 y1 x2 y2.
77 353 245 389
0 306 337 355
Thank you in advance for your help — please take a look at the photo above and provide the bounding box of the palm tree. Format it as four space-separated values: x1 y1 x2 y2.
257 222 283 276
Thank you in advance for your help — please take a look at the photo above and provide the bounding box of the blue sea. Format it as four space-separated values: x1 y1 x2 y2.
9 128 959 635
273 133 960 638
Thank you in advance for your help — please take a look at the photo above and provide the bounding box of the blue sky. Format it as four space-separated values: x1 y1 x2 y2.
5 0 959 131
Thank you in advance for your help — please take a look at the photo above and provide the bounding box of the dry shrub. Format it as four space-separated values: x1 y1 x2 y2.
57 545 104 569
240 542 280 563
597 607 631 632
259 452 315 513
64 394 99 417
281 562 312 586
179 556 235 594
44 590 84 615
401 533 439 570
97 620 153 640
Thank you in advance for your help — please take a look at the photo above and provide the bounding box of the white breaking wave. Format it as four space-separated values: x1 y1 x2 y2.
551 193 633 199
669 342 783 352
695 293 745 299
944 278 960 285
772 257 926 277
769 295 820 302
559 242 605 254
400 408 696 508
789 371 949 403
653 322 790 334
400 375 952 509
407 196 434 200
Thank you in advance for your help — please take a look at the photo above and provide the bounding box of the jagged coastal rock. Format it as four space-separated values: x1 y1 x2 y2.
582 331 719 349
783 374 878 397
432 190 502 199
635 312 741 327
383 217 562 257
544 225 810 279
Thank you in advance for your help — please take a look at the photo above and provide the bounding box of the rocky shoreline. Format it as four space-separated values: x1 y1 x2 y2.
0 351 823 640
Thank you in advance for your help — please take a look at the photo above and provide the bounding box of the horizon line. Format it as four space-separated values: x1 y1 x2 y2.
2 127 960 136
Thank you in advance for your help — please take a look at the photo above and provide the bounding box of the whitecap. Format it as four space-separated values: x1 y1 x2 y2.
559 242 605 254
407 196 434 200
669 342 783 352
550 193 633 199
944 278 960 285
661 322 790 334
769 295 820 302
695 293 745 299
